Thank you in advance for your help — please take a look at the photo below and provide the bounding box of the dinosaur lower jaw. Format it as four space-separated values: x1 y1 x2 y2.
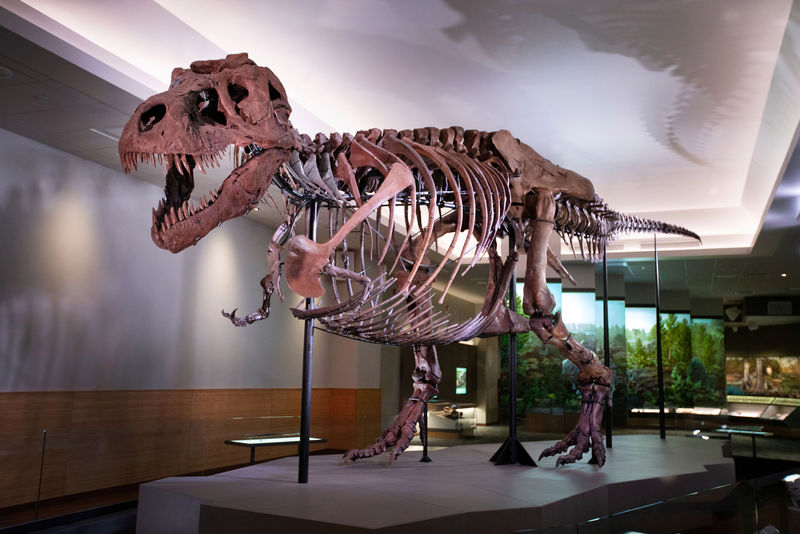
123 144 287 253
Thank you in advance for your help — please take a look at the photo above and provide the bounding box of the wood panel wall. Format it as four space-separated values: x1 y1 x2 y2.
0 388 381 508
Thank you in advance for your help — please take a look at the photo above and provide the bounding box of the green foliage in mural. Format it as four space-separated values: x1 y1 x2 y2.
499 292 580 418
624 314 725 408
498 290 727 420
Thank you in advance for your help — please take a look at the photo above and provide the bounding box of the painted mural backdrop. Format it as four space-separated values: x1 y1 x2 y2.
594 299 627 413
625 311 725 408
727 356 800 399
690 318 726 405
500 282 581 415
500 289 727 419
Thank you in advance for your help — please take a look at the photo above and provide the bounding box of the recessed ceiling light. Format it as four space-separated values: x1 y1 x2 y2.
89 128 120 142
0 65 13 80
781 273 787 277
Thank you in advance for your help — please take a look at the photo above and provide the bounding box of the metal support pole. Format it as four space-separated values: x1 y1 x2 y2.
509 269 518 446
298 201 318 483
491 260 535 466
34 429 46 520
602 245 612 448
420 401 431 463
654 235 666 440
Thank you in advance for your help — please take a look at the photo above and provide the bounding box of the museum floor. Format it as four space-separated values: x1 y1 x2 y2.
429 426 800 463
2 426 799 533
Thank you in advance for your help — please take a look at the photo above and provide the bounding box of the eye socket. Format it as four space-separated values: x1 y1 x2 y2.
139 104 166 132
192 88 226 126
228 83 249 104
268 81 283 102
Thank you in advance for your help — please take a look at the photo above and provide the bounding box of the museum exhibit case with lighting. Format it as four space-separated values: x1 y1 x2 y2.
2 1 800 533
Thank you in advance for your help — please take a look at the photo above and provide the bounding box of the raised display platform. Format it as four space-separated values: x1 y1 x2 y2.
136 435 734 533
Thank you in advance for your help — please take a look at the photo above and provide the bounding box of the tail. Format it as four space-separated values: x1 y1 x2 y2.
610 212 701 243
553 194 701 261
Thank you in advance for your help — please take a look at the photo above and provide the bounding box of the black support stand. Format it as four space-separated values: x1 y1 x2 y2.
491 268 536 466
35 429 46 520
420 402 432 463
298 202 318 483
602 245 612 448
654 235 666 440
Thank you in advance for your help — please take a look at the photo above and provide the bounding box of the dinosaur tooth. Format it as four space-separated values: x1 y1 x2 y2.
169 207 177 225
201 196 208 208
152 208 157 226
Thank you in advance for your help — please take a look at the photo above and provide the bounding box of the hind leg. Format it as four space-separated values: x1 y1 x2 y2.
343 345 440 463
523 189 612 467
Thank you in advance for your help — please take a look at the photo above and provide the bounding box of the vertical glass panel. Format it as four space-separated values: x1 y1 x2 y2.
688 317 726 407
661 313 692 408
596 298 627 415
501 280 574 419
625 307 657 409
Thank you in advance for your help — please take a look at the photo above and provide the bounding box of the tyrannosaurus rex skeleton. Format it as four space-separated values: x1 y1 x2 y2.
119 53 699 467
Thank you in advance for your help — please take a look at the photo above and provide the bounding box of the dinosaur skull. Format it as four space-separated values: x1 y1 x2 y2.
119 53 296 252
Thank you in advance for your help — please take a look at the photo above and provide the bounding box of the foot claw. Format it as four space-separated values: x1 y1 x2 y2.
538 443 568 461
343 437 389 463
343 394 427 464
541 383 610 468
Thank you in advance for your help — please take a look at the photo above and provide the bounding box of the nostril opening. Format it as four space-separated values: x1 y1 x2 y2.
139 104 166 132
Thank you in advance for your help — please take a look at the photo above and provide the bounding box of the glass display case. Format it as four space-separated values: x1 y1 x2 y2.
427 400 477 437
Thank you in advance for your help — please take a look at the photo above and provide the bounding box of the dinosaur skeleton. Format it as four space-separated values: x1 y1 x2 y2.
119 54 699 467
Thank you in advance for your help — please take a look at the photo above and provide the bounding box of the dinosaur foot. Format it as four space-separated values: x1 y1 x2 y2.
344 384 434 463
538 382 610 467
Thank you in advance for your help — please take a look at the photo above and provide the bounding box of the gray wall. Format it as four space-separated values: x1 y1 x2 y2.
0 128 380 391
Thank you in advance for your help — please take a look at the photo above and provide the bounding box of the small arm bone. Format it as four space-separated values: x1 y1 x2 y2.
222 223 288 326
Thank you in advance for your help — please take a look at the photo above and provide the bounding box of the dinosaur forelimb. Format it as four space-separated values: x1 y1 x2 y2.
222 233 285 326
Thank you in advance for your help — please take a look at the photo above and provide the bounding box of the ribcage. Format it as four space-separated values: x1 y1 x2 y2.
275 127 512 345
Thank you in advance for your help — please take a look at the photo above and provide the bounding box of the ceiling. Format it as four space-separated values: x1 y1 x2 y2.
1 0 799 303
